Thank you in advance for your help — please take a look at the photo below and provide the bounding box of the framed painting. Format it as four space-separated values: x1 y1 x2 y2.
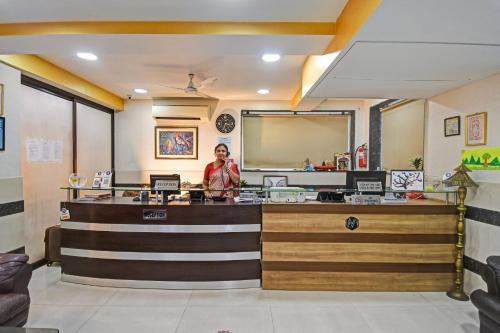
444 116 460 137
155 126 198 159
465 112 487 146
390 170 424 191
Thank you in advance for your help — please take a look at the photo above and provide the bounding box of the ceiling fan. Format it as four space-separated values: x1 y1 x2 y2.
161 73 218 99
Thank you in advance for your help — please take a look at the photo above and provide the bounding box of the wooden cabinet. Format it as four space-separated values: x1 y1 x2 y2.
262 202 457 291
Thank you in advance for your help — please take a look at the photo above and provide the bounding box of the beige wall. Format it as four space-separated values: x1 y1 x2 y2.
20 85 73 261
0 62 24 253
382 100 425 170
115 99 374 185
76 103 112 195
425 72 500 293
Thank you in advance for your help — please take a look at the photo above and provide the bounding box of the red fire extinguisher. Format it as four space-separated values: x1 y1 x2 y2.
356 144 368 169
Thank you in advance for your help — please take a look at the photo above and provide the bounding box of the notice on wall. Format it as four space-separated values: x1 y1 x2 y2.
26 138 42 162
26 138 63 163
217 136 232 155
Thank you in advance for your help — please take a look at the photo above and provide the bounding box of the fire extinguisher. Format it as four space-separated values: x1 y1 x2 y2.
356 144 368 169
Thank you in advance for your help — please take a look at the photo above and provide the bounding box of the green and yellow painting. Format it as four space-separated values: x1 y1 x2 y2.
462 147 500 170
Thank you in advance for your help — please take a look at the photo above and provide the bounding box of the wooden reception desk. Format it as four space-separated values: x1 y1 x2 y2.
60 198 457 291
262 200 457 291
59 198 261 289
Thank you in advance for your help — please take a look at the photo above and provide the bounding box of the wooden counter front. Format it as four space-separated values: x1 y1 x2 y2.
262 200 457 291
60 198 262 289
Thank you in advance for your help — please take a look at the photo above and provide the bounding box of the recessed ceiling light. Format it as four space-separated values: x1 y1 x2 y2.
76 52 98 61
257 89 270 95
134 88 148 94
262 54 281 62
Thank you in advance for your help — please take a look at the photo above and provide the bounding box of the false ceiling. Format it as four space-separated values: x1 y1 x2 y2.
307 0 500 99
0 0 347 100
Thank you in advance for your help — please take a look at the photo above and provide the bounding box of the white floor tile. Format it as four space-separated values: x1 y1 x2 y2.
76 306 185 333
25 266 483 333
30 281 117 305
262 290 352 306
27 304 98 333
189 288 266 306
106 288 192 307
356 304 468 333
175 306 274 333
346 292 427 306
272 305 374 333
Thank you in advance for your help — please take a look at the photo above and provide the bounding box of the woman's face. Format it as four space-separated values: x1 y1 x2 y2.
215 146 227 160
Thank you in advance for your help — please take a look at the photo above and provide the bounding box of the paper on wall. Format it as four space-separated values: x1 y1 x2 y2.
26 138 42 162
217 137 232 155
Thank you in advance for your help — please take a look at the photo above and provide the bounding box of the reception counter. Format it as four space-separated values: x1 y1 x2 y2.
262 201 457 291
59 197 457 291
60 198 262 289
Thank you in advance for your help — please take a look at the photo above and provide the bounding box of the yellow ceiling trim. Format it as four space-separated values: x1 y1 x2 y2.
291 0 382 109
0 55 123 110
0 21 336 36
323 0 382 54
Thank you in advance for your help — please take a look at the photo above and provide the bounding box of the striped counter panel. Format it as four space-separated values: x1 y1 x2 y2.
262 204 457 291
60 201 262 289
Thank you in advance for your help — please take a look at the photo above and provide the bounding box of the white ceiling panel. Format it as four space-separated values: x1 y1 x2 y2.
0 0 348 22
327 42 500 81
42 53 307 100
309 78 468 99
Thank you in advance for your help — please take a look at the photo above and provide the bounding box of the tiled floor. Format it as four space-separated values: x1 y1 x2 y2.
26 266 480 333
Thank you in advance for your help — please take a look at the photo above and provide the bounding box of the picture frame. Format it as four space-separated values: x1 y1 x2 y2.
465 112 487 146
390 170 424 191
444 116 460 137
335 153 351 171
262 175 288 188
0 117 5 151
155 126 198 159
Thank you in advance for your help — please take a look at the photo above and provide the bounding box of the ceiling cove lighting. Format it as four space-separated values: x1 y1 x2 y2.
262 54 281 62
76 52 98 61
257 89 270 95
134 88 148 94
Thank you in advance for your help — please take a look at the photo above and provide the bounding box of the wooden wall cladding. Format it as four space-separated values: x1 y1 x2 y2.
262 208 457 291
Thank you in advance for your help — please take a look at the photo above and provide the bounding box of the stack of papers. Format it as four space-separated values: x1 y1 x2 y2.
77 193 112 201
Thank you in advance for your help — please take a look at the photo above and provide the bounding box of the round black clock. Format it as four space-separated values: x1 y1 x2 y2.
215 113 236 134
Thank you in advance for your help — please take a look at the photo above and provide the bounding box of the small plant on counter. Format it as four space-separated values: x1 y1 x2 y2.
239 179 248 188
410 157 423 170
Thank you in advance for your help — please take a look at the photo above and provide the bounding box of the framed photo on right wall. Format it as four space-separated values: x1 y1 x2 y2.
465 112 487 146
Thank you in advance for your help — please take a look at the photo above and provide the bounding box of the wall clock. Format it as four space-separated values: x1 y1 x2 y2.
215 113 236 134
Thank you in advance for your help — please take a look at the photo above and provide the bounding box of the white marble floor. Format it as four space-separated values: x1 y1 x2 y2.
26 265 480 333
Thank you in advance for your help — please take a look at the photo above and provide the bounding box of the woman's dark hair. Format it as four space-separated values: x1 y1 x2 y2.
214 143 230 156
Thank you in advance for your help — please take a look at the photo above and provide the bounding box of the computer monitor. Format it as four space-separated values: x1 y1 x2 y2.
345 171 387 196
150 174 181 195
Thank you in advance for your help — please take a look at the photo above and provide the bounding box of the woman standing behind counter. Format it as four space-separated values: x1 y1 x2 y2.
203 143 240 198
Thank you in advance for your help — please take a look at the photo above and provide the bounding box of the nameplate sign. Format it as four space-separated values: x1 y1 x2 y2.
143 209 167 221
351 195 381 205
357 181 383 192
154 180 179 191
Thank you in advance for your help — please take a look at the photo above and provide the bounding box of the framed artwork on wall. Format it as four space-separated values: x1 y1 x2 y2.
0 117 4 151
155 126 198 159
444 116 460 137
390 170 424 191
262 175 288 188
465 112 487 146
